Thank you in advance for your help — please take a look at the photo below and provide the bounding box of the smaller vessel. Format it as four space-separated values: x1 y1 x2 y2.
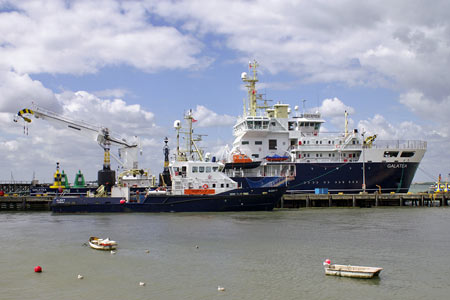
51 111 287 213
323 260 382 279
88 236 117 251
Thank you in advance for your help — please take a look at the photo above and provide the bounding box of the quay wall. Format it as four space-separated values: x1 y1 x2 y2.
1 193 449 211
280 192 450 208
0 196 53 211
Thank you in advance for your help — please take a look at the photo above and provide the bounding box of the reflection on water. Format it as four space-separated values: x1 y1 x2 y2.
1 208 450 300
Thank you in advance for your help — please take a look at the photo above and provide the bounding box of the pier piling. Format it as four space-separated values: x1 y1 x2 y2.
280 192 450 209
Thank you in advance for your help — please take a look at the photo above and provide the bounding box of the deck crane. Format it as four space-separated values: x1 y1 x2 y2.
14 104 141 189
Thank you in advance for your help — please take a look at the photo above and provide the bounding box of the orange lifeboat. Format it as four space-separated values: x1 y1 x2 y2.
232 154 252 163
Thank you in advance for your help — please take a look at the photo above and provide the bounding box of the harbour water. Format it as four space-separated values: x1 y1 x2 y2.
2 208 450 300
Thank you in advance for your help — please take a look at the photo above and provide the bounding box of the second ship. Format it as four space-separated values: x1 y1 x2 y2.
224 61 427 194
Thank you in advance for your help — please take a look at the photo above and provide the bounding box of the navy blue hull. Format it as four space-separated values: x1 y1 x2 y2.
51 187 285 213
232 162 419 193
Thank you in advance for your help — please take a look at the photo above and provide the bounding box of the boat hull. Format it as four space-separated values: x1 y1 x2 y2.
88 241 117 251
51 187 285 213
324 264 383 279
232 161 419 193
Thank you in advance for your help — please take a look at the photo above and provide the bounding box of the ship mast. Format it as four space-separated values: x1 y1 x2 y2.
242 60 259 116
174 110 204 162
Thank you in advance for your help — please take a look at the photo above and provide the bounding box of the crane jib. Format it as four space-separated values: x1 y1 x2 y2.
68 125 81 131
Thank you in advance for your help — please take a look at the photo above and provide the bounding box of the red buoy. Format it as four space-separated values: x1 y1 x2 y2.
120 199 126 204
34 266 42 273
325 259 331 265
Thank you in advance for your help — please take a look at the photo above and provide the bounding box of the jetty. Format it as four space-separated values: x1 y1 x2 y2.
280 192 449 208
1 192 449 211
0 196 53 211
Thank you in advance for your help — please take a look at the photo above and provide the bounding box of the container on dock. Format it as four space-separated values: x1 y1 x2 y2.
315 188 328 194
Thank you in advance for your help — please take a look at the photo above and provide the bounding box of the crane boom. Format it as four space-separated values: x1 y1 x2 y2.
14 103 140 170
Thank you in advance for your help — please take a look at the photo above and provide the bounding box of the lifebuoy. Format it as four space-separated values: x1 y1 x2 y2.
203 184 208 189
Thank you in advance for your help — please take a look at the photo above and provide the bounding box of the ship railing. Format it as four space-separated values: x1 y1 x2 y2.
370 140 427 150
290 144 363 151
290 140 427 151
0 180 34 184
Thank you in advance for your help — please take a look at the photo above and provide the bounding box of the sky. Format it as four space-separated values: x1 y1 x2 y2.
1 0 449 183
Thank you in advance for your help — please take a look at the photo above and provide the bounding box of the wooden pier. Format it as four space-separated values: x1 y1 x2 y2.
280 193 450 208
0 196 53 211
1 193 449 211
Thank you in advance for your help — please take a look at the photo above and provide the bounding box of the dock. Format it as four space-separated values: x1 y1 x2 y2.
280 193 450 208
0 196 53 211
1 193 449 211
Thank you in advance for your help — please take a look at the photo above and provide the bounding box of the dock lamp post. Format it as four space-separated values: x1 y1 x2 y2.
361 130 366 193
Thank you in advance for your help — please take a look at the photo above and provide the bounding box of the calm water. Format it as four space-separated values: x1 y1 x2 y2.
1 208 450 300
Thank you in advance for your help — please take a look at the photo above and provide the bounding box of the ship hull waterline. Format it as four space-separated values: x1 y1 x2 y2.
231 162 419 194
51 188 285 213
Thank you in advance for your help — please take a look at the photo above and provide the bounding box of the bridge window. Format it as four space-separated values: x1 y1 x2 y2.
192 166 198 173
384 151 399 158
242 141 249 145
252 154 259 158
288 121 296 131
199 166 205 173
255 141 262 145
269 139 277 150
213 167 218 172
206 167 211 173
400 151 415 157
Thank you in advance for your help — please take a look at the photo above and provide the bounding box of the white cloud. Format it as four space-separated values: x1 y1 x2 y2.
0 0 207 75
192 105 236 128
318 97 355 118
0 69 58 113
151 0 450 103
358 114 419 140
93 89 130 99
309 97 355 131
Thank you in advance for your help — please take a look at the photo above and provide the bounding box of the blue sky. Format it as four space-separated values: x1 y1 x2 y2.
1 0 449 183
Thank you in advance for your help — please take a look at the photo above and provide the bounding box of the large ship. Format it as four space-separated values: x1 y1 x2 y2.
51 111 287 213
224 61 427 194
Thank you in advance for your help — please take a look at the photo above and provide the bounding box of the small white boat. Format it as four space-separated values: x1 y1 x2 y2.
89 236 117 251
323 260 382 279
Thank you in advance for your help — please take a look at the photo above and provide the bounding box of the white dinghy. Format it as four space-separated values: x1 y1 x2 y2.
323 259 382 279
89 236 117 251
